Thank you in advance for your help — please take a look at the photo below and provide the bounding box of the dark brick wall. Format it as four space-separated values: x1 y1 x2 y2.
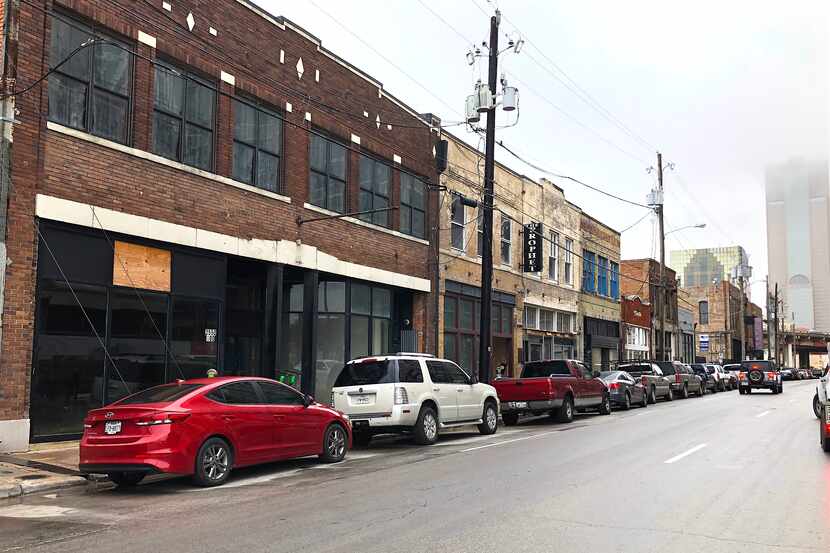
0 0 439 420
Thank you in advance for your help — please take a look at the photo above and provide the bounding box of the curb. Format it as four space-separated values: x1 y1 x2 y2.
0 476 88 500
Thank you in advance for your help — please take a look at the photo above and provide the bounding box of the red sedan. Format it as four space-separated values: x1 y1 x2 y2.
80 377 351 487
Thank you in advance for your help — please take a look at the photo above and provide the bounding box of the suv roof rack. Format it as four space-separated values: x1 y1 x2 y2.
395 352 435 357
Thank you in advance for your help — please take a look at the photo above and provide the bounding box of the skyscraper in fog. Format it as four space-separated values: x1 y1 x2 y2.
765 159 830 332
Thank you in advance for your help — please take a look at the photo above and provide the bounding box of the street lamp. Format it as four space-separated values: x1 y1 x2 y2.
665 223 706 236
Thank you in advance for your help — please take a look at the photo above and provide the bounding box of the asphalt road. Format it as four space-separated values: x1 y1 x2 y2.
1 379 827 553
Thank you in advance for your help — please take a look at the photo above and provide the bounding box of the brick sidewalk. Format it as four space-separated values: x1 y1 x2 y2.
0 441 87 499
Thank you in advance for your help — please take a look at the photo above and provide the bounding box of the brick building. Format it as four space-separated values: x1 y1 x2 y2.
0 1 439 450
437 134 580 380
621 295 651 361
682 282 759 363
620 259 678 360
579 213 621 370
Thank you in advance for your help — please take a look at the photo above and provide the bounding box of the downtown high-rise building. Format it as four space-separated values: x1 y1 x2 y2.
765 159 830 332
670 246 749 288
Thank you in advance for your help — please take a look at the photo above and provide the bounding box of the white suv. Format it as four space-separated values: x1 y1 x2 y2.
331 354 500 446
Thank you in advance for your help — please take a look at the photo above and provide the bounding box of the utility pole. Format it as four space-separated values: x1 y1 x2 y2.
738 274 746 361
477 10 500 384
656 152 666 361
773 283 780 364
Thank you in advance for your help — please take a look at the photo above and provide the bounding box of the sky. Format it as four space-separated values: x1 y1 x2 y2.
261 0 829 306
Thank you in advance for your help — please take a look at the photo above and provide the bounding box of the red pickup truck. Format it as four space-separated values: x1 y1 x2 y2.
493 359 611 425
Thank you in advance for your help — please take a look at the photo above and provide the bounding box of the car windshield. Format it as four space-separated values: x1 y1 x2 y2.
655 362 676 375
334 360 395 387
522 360 571 377
117 383 203 405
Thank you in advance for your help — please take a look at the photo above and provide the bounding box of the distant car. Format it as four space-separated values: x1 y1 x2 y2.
618 362 673 403
332 354 499 446
738 360 783 394
655 361 704 398
600 371 648 409
812 366 825 379
798 368 812 380
80 377 351 487
691 364 716 393
780 368 795 381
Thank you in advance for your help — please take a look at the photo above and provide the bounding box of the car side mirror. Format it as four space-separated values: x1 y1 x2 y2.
303 394 313 407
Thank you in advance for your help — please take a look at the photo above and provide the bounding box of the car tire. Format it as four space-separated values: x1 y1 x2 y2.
108 472 145 487
739 388 745 395
319 423 348 463
622 392 631 410
814 393 822 419
666 387 675 402
478 401 499 435
599 394 612 415
413 405 439 445
193 437 233 487
353 432 372 448
556 396 575 423
648 386 657 404
746 387 752 395
502 412 519 426
640 390 648 408
681 384 689 399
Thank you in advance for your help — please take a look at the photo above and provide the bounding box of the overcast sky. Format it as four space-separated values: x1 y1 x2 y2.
262 0 829 305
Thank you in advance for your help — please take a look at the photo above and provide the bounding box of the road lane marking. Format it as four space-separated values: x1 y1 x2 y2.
756 410 771 418
461 431 558 452
664 443 707 464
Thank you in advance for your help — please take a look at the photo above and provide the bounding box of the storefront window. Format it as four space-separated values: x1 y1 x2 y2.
171 298 219 379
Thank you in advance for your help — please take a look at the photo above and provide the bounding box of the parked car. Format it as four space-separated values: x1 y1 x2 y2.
691 364 716 393
331 354 499 446
706 364 733 391
780 368 796 381
738 360 783 394
618 362 674 403
493 359 610 425
655 361 704 398
80 377 351 487
600 371 648 409
798 368 812 380
812 366 825 378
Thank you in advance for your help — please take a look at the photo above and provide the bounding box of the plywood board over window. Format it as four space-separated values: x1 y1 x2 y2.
113 241 171 292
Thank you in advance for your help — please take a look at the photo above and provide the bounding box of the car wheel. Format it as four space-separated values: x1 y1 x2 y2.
666 387 675 402
353 431 372 447
648 386 657 404
502 413 519 426
108 472 145 487
640 390 648 408
739 388 745 395
319 423 348 463
413 405 439 445
478 401 498 435
746 387 752 395
681 384 689 399
193 437 233 487
599 394 612 415
814 393 822 419
557 396 575 423
623 392 631 410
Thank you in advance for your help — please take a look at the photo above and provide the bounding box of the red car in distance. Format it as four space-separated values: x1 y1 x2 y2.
80 377 351 487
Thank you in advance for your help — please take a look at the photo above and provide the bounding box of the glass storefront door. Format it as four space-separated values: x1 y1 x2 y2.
31 282 107 439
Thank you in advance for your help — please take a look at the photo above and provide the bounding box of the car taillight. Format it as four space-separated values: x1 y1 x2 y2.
394 386 409 405
738 372 747 380
135 413 190 426
766 372 775 380
675 373 682 384
608 382 620 390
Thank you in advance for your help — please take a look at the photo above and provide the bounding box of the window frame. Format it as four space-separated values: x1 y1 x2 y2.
549 231 559 281
232 96 283 193
699 300 709 325
597 256 609 296
450 194 465 251
400 172 427 239
610 261 620 299
564 238 574 284
308 133 348 213
583 251 596 292
500 214 512 265
48 13 134 145
152 59 217 171
255 380 305 405
358 154 391 227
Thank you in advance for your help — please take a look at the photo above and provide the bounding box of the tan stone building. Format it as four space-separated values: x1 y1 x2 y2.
436 133 581 380
579 213 622 370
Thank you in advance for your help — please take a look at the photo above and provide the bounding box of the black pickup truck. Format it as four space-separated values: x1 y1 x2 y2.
618 362 673 404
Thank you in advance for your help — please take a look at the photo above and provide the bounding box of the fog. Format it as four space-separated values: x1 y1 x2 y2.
263 0 829 303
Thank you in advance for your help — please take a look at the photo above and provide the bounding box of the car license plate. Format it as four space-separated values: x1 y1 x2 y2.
510 401 527 409
353 395 371 405
104 421 122 435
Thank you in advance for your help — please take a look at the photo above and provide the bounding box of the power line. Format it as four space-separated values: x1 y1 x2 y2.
620 210 653 233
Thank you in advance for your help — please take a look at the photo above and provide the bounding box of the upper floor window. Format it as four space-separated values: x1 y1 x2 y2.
549 231 559 281
309 134 347 213
597 256 609 296
450 194 465 250
523 306 538 329
564 238 574 284
699 301 709 325
610 261 620 299
48 15 132 144
233 98 282 192
583 251 596 292
500 214 511 265
477 208 484 257
358 155 391 227
400 173 426 239
153 62 216 171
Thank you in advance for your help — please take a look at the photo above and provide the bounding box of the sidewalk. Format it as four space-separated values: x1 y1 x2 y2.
0 441 88 499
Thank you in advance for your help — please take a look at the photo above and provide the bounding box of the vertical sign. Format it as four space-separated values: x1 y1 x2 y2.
523 222 543 273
